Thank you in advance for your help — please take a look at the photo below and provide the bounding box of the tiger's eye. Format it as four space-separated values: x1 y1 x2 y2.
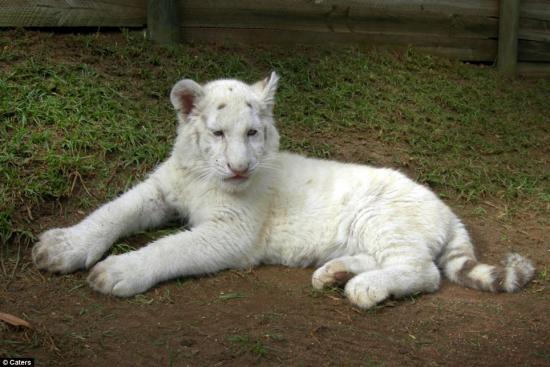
247 129 258 136
213 130 224 137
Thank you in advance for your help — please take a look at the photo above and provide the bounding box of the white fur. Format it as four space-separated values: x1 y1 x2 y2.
32 73 534 308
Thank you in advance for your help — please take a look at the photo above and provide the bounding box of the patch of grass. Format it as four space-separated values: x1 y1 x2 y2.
67 282 87 293
264 332 286 342
281 137 333 159
0 324 70 360
533 350 550 362
362 355 383 367
127 294 155 305
227 334 270 359
257 311 284 323
472 206 488 217
218 292 246 301
537 267 548 282
110 242 136 255
1 29 549 247
308 286 345 300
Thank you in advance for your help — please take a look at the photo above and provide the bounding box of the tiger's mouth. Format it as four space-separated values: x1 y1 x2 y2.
225 174 249 181
220 172 253 191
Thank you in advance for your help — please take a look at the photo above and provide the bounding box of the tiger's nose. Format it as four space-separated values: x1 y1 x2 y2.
227 162 249 176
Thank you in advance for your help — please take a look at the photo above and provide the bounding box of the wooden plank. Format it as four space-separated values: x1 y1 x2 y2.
178 0 499 36
520 0 550 21
178 0 499 18
147 0 180 44
519 39 550 61
177 0 499 61
2 0 528 64
178 8 498 39
0 0 147 27
519 18 550 43
517 62 550 77
519 0 550 62
519 0 550 42
498 0 520 75
180 27 497 61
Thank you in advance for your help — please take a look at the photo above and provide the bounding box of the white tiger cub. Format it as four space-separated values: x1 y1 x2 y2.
32 72 535 309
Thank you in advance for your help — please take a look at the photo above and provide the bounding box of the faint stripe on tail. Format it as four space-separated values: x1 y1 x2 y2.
445 252 534 292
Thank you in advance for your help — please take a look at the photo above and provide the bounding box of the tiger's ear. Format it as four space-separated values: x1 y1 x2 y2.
170 79 204 120
251 71 279 109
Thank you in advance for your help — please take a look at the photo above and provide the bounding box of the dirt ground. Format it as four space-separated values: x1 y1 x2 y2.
3 148 549 366
1 31 550 367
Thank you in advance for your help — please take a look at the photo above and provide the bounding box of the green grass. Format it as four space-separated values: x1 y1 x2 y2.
1 29 549 246
227 334 270 359
110 242 136 255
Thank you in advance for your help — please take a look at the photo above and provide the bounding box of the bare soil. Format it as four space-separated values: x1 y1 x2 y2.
1 31 549 367
3 136 549 367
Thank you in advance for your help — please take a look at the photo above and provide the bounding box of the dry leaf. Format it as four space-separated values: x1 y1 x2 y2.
0 311 32 328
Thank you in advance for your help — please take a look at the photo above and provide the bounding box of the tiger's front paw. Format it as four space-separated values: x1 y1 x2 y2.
312 260 356 290
87 254 153 297
32 227 100 274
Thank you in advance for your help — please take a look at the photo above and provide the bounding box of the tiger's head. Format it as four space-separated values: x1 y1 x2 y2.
170 72 280 192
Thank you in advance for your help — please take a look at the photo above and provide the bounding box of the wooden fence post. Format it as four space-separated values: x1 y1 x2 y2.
147 0 181 44
498 0 520 76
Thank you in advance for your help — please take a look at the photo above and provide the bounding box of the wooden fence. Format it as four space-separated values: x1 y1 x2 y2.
0 0 147 27
520 0 550 61
1 0 549 75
